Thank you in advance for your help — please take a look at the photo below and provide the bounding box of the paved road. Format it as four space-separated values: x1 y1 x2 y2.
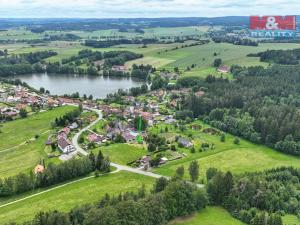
71 105 204 187
0 169 120 209
71 106 102 156
71 106 167 178
0 104 204 209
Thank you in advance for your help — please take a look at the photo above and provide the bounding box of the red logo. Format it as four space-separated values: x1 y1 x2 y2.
250 16 296 30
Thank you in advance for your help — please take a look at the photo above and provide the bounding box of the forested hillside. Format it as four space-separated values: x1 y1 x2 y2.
178 64 300 156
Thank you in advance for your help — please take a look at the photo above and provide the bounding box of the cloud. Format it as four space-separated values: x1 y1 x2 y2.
0 0 299 18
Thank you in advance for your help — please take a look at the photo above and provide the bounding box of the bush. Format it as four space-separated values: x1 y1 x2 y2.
220 133 225 142
233 137 240 145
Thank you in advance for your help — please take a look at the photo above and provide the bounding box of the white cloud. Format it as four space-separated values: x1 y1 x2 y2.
0 0 298 18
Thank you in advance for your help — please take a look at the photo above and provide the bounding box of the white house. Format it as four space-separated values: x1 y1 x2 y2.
57 137 75 154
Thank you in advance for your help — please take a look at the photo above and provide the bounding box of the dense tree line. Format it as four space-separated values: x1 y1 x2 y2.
103 51 143 67
0 63 33 76
0 157 91 197
0 151 109 198
212 36 258 46
248 49 300 65
61 49 103 65
5 178 207 225
84 38 160 48
207 167 300 225
20 50 58 64
0 50 57 76
177 64 300 156
0 49 142 77
130 84 148 96
131 64 153 80
44 33 81 41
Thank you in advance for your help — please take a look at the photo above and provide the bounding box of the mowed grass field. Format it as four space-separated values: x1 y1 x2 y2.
98 143 147 165
152 121 300 181
283 215 300 225
0 105 75 150
169 207 245 225
170 208 300 225
0 171 155 224
149 42 300 69
0 106 75 177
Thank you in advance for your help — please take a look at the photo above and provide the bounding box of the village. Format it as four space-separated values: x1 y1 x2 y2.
0 76 222 174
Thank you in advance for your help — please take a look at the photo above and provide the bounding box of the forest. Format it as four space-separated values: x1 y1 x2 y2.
177 64 300 156
207 167 300 225
248 49 300 65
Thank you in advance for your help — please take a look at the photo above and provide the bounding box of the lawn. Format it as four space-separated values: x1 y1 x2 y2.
0 106 75 177
152 120 300 181
97 143 148 165
169 206 245 225
0 132 49 178
0 105 75 151
283 215 300 225
0 171 155 224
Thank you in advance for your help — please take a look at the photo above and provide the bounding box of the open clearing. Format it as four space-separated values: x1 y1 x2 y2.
169 206 245 225
99 143 148 165
283 215 300 225
0 171 155 224
0 106 75 177
153 121 300 181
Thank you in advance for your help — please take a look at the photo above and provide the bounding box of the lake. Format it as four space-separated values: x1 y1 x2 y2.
13 73 144 98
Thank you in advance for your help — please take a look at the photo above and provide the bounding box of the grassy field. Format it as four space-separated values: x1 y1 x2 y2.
283 215 300 225
152 120 300 181
4 28 300 77
0 171 155 224
0 27 207 41
155 42 300 71
169 207 245 225
0 106 75 177
0 105 75 151
97 143 147 165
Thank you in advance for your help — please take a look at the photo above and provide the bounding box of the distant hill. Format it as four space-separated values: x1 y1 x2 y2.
0 16 299 30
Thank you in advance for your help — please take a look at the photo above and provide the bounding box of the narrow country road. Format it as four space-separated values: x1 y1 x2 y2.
71 106 102 156
70 105 166 179
0 169 120 209
72 105 204 187
0 104 204 209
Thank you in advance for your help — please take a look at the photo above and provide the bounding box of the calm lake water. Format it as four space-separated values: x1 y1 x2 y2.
13 73 144 98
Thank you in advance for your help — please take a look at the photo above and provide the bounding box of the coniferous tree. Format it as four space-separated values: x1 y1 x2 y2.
188 161 199 182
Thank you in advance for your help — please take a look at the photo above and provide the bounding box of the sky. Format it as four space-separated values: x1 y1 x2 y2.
0 0 299 18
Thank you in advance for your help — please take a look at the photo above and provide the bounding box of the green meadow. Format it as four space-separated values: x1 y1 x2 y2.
152 121 300 181
169 207 245 225
98 143 147 165
0 105 75 151
283 215 300 225
0 171 155 224
0 106 75 177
